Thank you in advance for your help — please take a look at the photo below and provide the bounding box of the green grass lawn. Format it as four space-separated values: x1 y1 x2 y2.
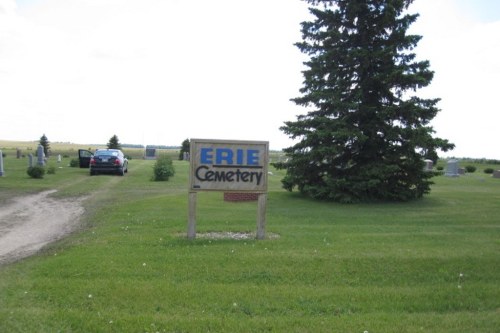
0 153 499 332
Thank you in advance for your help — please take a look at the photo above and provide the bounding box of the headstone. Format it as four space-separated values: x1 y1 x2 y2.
493 170 500 179
37 144 45 166
16 148 21 159
28 153 33 167
445 159 459 177
0 150 4 176
57 154 62 163
145 148 156 160
183 152 190 161
424 159 433 171
458 167 465 175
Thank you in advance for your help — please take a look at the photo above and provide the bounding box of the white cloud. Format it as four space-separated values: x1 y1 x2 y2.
409 0 500 158
1 0 499 158
1 0 309 148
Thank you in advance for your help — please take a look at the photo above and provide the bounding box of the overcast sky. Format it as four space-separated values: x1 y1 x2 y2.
1 0 499 158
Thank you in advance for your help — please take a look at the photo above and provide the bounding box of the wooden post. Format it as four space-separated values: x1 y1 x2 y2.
256 193 267 239
188 192 197 239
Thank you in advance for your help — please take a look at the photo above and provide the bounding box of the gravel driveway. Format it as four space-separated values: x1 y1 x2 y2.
0 190 85 265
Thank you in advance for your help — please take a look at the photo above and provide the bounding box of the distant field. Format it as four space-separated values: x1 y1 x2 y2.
0 139 106 151
0 139 177 160
0 145 499 332
0 139 287 162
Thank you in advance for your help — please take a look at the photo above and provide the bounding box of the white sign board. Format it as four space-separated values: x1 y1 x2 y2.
189 139 269 192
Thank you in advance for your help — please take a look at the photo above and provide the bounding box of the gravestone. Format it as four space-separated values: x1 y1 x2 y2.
16 148 21 159
493 170 500 178
445 159 459 177
183 152 190 161
57 154 62 163
145 148 156 160
28 153 33 167
37 145 45 166
424 159 433 171
0 150 4 176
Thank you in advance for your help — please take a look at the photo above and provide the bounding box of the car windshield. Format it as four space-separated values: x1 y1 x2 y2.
95 150 118 157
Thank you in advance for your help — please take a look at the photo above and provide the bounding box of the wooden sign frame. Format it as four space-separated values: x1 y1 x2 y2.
187 139 269 239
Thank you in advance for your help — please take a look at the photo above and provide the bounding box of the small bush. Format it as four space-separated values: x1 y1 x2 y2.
27 165 45 179
47 166 56 174
484 168 494 174
69 158 79 167
436 166 444 171
465 165 476 173
152 155 175 181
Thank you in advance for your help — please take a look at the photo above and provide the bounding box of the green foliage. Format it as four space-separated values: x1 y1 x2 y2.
106 134 121 149
152 155 175 181
47 166 56 174
27 165 45 178
276 0 454 203
179 138 190 160
465 165 476 173
39 134 50 156
69 158 79 167
484 168 494 174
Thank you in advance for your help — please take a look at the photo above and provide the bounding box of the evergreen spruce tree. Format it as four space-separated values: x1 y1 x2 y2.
39 134 50 156
107 135 121 149
276 0 454 203
179 138 190 160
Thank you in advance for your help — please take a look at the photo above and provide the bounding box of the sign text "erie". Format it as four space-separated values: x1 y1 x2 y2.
200 148 260 166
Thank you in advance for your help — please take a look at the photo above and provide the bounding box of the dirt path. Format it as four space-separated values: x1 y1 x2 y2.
0 190 86 265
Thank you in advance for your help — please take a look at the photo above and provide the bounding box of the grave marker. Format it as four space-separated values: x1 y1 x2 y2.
445 159 459 177
424 159 433 172
37 145 45 166
0 150 4 176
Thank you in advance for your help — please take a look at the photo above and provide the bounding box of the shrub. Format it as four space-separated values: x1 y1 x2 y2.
465 165 476 173
484 168 494 174
47 166 56 174
69 158 79 167
27 165 45 179
436 166 444 171
152 155 175 181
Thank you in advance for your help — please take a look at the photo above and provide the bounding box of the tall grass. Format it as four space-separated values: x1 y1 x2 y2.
0 152 499 332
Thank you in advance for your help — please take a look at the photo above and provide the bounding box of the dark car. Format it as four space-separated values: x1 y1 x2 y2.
87 149 128 176
78 149 93 168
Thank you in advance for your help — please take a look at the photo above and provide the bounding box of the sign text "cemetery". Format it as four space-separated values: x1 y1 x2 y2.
189 139 269 192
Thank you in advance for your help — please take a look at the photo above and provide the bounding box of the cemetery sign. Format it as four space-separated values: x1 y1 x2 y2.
189 139 269 192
